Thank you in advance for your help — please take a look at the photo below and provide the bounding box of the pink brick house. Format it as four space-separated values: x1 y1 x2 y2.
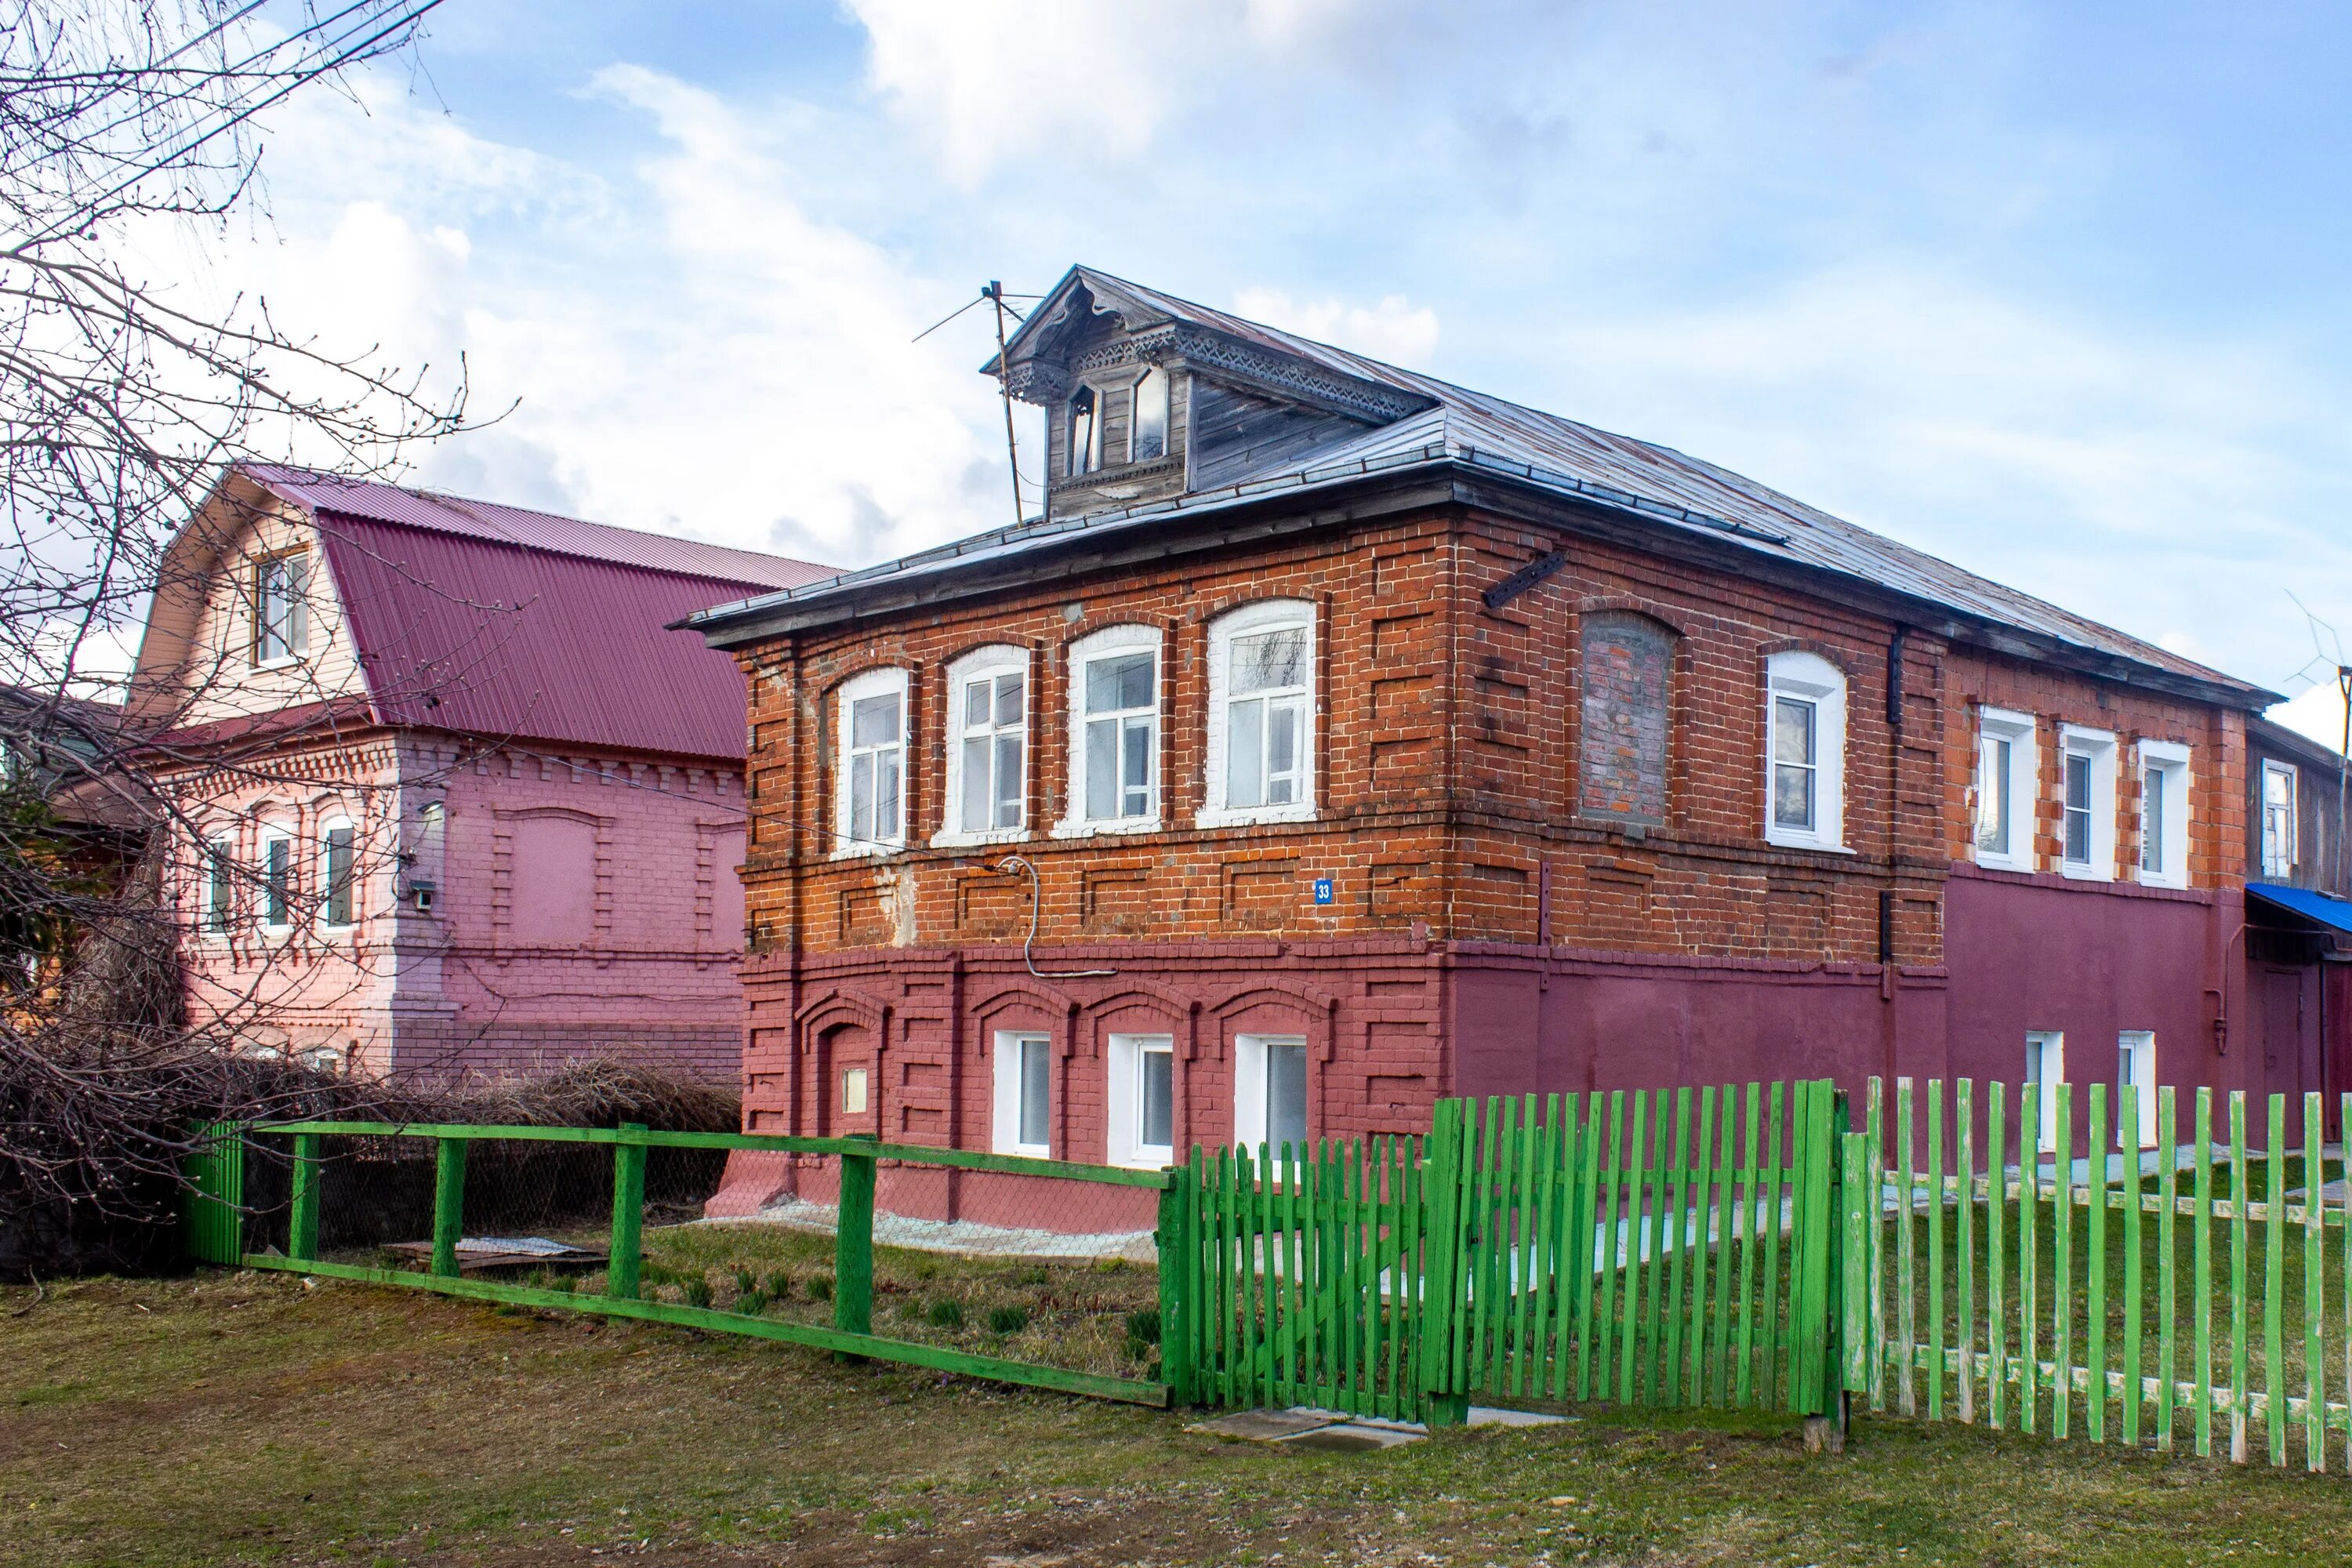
128 465 834 1079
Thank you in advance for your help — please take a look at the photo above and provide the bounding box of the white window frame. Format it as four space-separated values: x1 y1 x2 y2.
992 1030 1053 1157
1232 1032 1311 1153
318 813 358 931
1200 600 1319 829
1973 707 2038 873
1763 652 1848 851
2025 1031 2066 1150
2261 760 2299 879
258 825 295 931
1105 1033 1176 1169
935 645 1030 848
1054 624 1162 838
833 668 909 858
252 550 310 667
2136 740 2191 890
201 831 235 936
2058 726 2118 881
2118 1031 2158 1149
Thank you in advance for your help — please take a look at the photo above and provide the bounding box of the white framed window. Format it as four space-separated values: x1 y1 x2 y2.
2136 740 2191 889
2261 760 2298 879
202 833 234 935
1105 1033 1176 1169
1764 652 1847 851
320 815 357 929
1202 601 1317 828
252 551 310 666
992 1031 1052 1156
833 669 909 856
1057 625 1161 837
2025 1031 2065 1150
1233 1033 1309 1153
1131 368 1170 462
1068 387 1101 477
2059 726 2118 880
259 827 294 931
2118 1031 2158 1149
1973 707 2038 873
937 647 1029 846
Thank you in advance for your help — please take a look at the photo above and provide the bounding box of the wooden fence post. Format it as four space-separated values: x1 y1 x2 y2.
288 1131 321 1265
607 1121 648 1300
837 1134 878 1348
1156 1171 1195 1405
1418 1100 1470 1427
1840 1127 1872 1400
430 1137 467 1279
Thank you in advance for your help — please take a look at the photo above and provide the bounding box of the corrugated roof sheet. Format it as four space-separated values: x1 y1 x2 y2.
241 466 839 760
697 267 2266 701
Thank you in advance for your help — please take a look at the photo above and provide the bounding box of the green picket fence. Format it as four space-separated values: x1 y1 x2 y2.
1848 1077 2352 1471
1429 1081 1842 1419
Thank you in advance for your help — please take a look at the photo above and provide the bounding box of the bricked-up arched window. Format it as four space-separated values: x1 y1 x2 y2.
1577 613 1674 827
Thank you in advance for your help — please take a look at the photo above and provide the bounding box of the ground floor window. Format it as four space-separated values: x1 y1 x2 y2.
993 1031 1051 1157
2025 1030 2065 1149
1233 1033 1309 1152
2118 1031 2158 1148
1106 1033 1175 1168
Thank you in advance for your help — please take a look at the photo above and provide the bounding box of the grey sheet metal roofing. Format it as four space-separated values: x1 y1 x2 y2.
689 267 2268 703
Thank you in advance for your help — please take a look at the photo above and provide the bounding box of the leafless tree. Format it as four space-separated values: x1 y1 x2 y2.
0 0 481 1265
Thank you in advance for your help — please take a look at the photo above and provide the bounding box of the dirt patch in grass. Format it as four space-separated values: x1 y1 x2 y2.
9 1272 2352 1566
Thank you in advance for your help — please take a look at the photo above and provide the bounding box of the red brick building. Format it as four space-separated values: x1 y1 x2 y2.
688 267 2283 1208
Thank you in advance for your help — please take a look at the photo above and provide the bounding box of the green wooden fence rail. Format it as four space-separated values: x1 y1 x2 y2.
1847 1077 2352 1471
191 1121 1177 1409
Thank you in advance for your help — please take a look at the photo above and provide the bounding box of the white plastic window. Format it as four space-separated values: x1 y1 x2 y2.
2118 1032 2158 1149
835 670 909 855
1203 602 1317 828
320 816 356 929
993 1032 1052 1156
1106 1033 1175 1168
1764 652 1846 851
939 648 1028 844
2138 741 2191 888
2060 727 2118 880
1973 708 2038 872
253 552 310 665
1232 1033 1309 1153
2262 760 2298 878
259 828 293 930
1058 626 1160 837
2025 1031 2066 1149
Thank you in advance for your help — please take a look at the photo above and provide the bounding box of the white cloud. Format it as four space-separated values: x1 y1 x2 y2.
1231 287 1441 368
2270 680 2349 752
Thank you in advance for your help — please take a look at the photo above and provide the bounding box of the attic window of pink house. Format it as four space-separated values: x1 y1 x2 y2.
252 551 310 665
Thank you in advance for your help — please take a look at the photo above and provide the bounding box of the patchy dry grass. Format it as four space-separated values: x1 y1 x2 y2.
8 1271 2352 1566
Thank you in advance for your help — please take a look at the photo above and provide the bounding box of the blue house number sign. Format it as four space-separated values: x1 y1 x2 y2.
1312 877 1335 906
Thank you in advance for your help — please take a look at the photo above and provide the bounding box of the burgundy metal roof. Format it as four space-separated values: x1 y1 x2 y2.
241 466 838 761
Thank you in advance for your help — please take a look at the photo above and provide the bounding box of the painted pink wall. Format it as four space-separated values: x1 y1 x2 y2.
175 731 748 1080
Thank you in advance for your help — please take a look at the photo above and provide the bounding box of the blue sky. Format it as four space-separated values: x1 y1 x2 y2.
228 1 2352 740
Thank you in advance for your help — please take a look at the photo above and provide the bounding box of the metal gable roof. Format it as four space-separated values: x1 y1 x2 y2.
701 268 2270 704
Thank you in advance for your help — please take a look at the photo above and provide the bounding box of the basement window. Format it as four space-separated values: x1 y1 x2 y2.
1234 1033 1309 1153
1107 1033 1175 1169
993 1032 1051 1157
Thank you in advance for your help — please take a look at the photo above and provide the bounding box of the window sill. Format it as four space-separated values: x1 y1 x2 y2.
1762 831 1853 855
2136 873 2190 892
829 840 906 862
1974 851 2034 875
931 826 1029 851
2059 863 2114 884
250 655 304 672
1050 815 1162 840
1197 802 1319 831
1109 1149 1174 1172
999 1143 1051 1160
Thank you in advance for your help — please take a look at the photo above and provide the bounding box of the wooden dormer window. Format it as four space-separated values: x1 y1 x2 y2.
1068 386 1101 477
1132 368 1168 462
252 551 310 666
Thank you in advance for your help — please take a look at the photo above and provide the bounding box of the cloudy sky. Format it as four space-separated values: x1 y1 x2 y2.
219 0 2352 740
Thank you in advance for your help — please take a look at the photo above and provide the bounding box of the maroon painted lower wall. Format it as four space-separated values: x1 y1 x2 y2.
716 867 2307 1228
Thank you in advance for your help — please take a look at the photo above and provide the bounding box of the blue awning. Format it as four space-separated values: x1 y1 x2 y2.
2247 882 2352 936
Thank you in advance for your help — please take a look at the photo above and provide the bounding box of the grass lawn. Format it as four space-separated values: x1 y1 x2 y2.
10 1270 2352 1566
